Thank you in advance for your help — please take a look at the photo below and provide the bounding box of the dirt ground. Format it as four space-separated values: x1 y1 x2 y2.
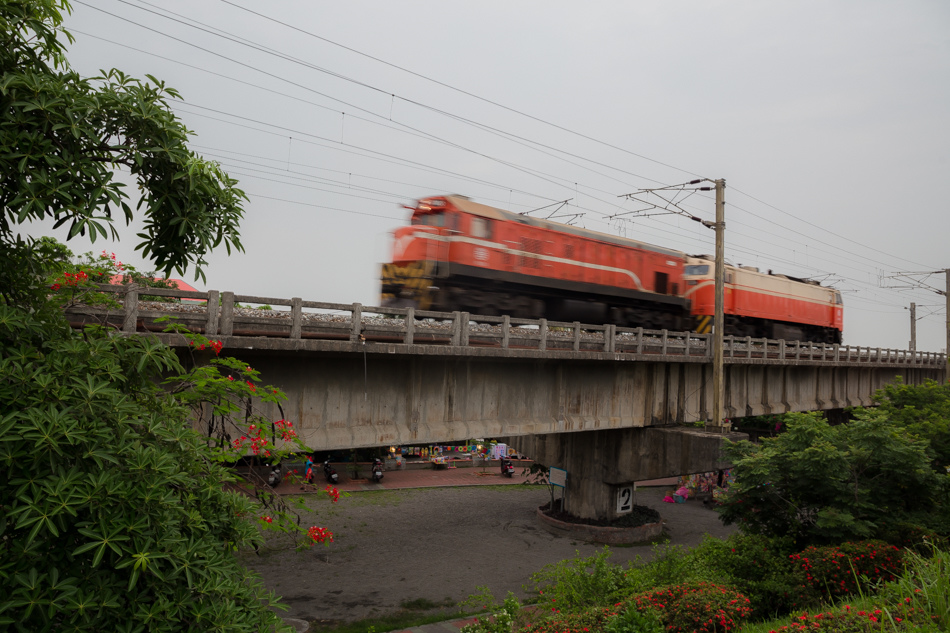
244 484 737 626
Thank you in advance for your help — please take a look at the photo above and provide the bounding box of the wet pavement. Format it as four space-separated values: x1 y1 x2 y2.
274 463 678 633
274 461 677 495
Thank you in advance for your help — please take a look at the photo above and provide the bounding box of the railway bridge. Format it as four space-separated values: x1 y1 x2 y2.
67 285 947 520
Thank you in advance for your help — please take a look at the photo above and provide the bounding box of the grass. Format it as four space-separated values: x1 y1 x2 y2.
734 543 949 632
306 605 474 633
400 597 455 610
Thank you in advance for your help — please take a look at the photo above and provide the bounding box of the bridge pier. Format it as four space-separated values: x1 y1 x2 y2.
510 427 745 521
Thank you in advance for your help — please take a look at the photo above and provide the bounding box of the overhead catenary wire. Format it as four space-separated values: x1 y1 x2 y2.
72 4 933 293
63 1 944 327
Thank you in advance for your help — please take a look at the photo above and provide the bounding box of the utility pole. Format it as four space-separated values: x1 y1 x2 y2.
945 269 949 378
617 177 727 430
884 268 949 379
909 302 916 352
712 179 726 429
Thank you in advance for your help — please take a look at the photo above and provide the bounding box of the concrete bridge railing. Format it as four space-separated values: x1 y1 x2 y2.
66 284 947 368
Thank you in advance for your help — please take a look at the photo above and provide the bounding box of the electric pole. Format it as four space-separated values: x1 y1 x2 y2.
884 268 949 379
909 302 916 352
712 179 726 429
617 178 727 430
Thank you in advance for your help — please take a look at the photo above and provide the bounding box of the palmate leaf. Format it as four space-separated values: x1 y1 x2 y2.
1 10 289 618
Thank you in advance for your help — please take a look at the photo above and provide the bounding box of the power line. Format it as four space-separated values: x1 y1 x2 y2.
68 2 939 319
217 0 703 180
74 3 932 292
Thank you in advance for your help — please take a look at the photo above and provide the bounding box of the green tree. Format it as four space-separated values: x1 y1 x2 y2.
873 378 950 472
0 0 245 302
0 311 297 631
716 411 947 546
0 2 318 630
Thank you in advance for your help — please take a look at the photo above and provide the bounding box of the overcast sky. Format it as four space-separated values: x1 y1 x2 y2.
28 0 950 351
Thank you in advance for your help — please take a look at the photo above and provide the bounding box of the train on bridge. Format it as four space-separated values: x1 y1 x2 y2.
381 195 843 344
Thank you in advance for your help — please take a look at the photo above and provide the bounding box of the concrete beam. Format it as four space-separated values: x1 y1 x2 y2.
185 347 944 452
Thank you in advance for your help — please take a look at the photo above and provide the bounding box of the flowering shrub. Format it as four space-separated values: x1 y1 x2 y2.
307 526 334 545
461 593 522 633
49 269 89 290
766 603 941 632
790 541 903 600
688 533 805 617
880 522 948 554
519 604 621 633
188 338 224 355
631 582 753 632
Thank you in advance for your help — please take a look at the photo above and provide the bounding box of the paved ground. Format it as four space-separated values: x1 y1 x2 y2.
263 465 702 633
272 461 678 495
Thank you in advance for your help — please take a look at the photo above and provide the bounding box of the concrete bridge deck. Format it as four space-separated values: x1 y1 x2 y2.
66 285 947 520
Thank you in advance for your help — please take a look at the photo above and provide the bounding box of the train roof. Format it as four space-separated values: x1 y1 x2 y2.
433 195 685 259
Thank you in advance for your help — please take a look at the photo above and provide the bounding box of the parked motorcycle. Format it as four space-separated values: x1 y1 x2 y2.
371 458 384 483
500 458 515 478
323 459 339 484
267 464 282 487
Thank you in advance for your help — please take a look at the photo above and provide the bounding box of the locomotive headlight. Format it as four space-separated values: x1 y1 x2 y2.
687 280 698 286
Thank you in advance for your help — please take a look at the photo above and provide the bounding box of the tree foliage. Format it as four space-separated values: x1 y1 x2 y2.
0 2 324 630
0 0 245 291
716 411 948 546
873 378 950 472
0 310 296 631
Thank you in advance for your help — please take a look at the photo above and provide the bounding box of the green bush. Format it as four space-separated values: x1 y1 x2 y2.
529 547 628 613
460 593 521 633
604 604 664 633
519 604 622 633
0 310 289 631
689 533 807 618
879 521 949 554
877 543 950 630
789 541 903 601
630 582 752 633
873 378 950 473
717 411 942 546
764 605 940 632
621 544 713 594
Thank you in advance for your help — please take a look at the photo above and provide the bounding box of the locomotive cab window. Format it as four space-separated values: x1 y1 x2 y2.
684 264 710 276
834 291 843 304
470 217 492 239
412 211 444 227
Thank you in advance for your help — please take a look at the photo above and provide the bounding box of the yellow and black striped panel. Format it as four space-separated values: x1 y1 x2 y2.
695 315 712 334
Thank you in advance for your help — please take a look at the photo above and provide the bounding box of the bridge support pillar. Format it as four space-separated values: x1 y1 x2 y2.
510 427 745 521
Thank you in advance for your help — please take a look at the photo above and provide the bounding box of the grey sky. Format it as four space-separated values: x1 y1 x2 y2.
30 0 950 351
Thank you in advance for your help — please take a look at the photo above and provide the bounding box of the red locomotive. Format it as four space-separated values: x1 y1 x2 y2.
381 195 843 343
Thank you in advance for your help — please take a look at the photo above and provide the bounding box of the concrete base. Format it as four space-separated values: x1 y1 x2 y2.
511 426 745 521
536 507 664 544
